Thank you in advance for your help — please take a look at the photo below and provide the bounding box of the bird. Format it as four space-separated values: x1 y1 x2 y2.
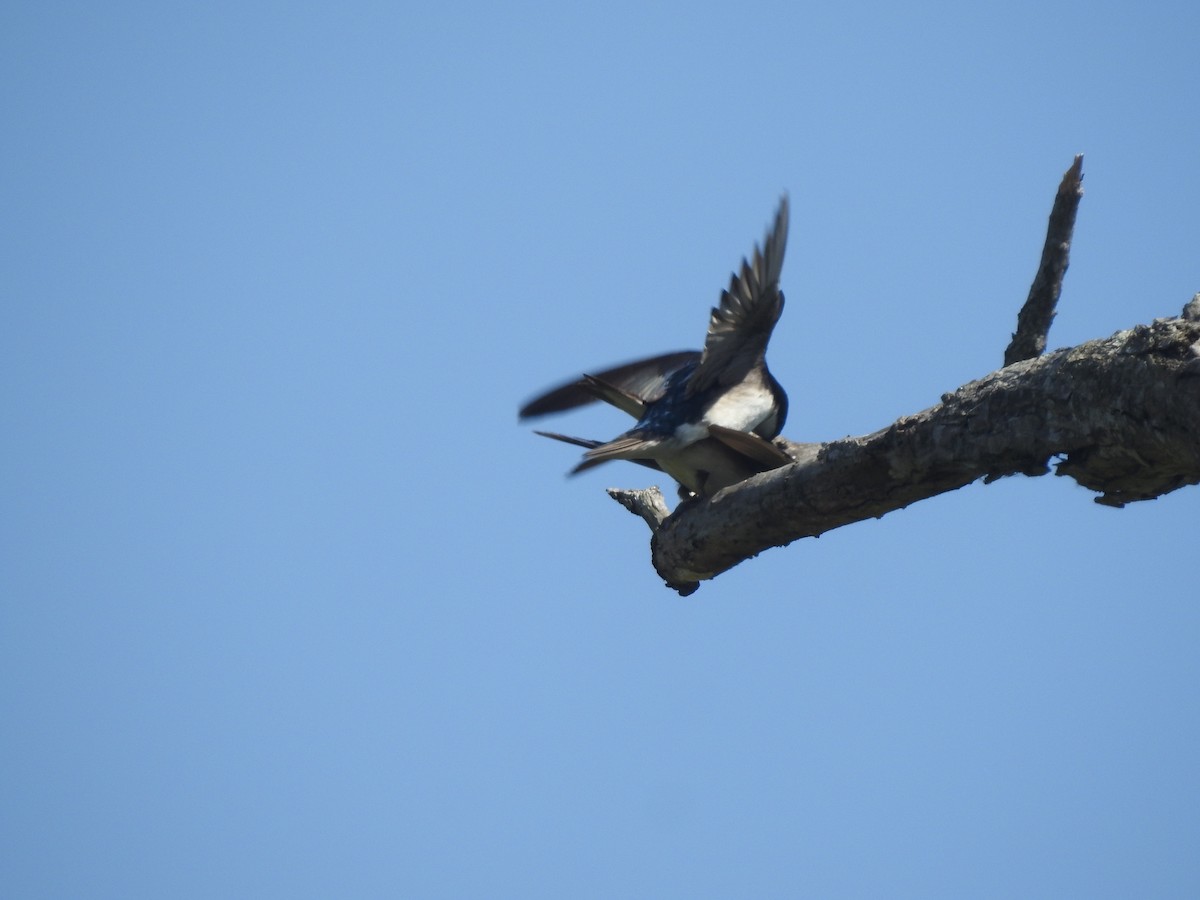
520 196 792 497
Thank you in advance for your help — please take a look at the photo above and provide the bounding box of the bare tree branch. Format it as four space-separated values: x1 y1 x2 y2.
650 313 1200 590
607 486 699 595
607 486 672 533
1005 155 1084 365
594 158 1200 593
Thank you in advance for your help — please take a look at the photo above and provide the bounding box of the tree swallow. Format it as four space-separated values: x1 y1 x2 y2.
520 196 791 497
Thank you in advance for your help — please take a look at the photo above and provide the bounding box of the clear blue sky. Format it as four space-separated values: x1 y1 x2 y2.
3 2 1199 897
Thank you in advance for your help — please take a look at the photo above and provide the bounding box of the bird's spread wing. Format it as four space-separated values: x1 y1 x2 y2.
519 350 700 419
688 196 789 395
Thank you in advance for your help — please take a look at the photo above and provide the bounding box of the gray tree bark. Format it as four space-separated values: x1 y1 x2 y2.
607 158 1200 594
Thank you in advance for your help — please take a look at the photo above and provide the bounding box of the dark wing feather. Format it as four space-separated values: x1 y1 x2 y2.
688 196 789 395
707 425 793 468
581 374 648 419
533 430 663 473
574 434 664 471
533 430 603 451
519 350 700 419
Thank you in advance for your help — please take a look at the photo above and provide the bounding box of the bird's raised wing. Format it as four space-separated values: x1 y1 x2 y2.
688 196 789 395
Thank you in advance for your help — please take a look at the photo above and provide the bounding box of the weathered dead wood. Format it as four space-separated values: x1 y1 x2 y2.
607 487 672 532
1005 155 1084 365
649 313 1200 589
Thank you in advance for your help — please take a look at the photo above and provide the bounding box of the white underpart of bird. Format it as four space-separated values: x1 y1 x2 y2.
672 372 778 445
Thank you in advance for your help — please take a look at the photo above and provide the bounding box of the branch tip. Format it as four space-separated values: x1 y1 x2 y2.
1003 156 1085 366
606 486 672 532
